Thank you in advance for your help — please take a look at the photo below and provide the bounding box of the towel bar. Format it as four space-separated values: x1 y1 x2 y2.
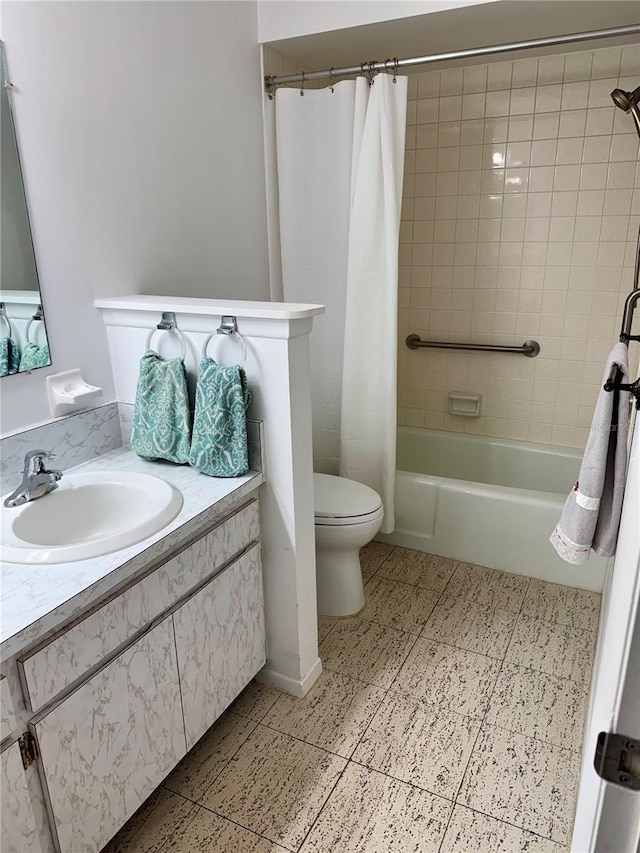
604 370 640 410
605 288 640 408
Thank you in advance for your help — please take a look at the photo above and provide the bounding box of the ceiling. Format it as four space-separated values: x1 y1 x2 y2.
266 1 640 75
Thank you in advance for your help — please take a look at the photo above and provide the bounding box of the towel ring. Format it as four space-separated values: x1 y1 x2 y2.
0 307 11 338
145 326 186 361
202 331 247 368
25 316 44 345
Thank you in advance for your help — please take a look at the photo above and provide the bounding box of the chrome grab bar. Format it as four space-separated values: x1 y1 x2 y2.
406 335 540 358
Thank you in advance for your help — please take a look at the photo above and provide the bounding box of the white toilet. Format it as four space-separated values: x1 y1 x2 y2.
313 473 384 617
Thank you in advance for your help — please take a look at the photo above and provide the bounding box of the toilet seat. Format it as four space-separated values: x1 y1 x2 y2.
313 473 383 526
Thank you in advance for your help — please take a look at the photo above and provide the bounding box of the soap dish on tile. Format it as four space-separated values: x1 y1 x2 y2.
448 392 481 418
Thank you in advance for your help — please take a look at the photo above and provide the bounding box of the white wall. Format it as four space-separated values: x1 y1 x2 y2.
0 1 269 435
257 0 493 43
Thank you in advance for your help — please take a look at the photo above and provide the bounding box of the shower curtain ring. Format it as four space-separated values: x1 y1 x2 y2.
329 67 335 93
393 58 399 84
300 71 305 97
367 61 376 86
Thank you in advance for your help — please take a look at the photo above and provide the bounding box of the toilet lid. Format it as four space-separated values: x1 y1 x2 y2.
313 473 383 520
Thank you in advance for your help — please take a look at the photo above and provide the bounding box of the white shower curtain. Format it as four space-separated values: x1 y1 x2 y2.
268 74 407 532
340 75 407 532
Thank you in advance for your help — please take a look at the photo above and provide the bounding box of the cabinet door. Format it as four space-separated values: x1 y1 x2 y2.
173 544 266 749
32 616 186 853
19 499 260 715
1 740 55 853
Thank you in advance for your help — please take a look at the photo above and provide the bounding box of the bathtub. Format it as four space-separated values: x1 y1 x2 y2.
378 427 607 592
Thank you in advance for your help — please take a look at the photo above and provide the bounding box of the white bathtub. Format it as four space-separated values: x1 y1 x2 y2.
378 427 607 591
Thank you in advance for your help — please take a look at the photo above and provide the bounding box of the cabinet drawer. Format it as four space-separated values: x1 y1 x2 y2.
173 543 265 749
1 677 17 742
19 499 259 714
31 615 185 853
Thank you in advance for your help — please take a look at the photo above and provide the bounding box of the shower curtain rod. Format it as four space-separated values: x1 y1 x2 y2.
264 23 640 89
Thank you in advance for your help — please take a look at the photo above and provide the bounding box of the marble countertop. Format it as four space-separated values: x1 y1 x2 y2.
0 448 263 662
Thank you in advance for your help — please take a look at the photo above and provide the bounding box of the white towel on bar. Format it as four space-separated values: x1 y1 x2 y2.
550 342 631 564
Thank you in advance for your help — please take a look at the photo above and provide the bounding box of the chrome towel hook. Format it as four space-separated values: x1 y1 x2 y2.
145 311 186 360
217 315 237 335
25 305 44 344
202 316 247 367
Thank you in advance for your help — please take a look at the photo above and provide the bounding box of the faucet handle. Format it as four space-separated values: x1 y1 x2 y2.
23 449 55 474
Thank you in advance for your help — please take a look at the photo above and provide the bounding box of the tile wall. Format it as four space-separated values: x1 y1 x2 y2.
398 45 640 448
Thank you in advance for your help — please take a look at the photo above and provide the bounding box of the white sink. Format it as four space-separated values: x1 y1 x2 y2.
1 471 183 565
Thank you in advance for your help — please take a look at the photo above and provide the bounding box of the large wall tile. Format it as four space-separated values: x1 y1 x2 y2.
399 45 640 449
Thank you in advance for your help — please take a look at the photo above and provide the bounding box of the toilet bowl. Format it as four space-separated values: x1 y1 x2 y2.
313 473 384 617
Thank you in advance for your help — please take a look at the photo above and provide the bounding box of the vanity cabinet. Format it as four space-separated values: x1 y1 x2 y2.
173 543 265 749
3 493 265 853
31 616 185 853
17 500 260 715
1 740 55 853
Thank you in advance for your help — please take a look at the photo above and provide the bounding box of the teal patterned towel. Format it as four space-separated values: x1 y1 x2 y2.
18 343 50 372
0 338 20 376
131 350 191 464
189 358 252 477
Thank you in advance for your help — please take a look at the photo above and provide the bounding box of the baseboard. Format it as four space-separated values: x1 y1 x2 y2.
256 656 323 698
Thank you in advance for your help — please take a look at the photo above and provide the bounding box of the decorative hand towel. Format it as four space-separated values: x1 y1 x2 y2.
18 343 50 372
131 350 191 464
189 357 252 477
551 342 631 564
0 337 20 376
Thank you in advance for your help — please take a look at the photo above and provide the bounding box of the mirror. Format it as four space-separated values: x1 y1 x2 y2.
1 41 51 376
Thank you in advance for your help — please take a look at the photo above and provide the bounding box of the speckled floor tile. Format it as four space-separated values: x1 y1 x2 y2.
360 542 395 578
229 681 282 722
458 724 580 845
421 595 517 658
317 617 337 644
319 618 416 688
522 579 601 632
163 805 287 851
376 548 457 590
445 562 530 612
299 763 452 852
352 692 479 798
163 712 256 802
486 662 589 749
102 788 194 853
201 726 346 850
440 805 566 852
505 614 597 685
392 638 501 719
263 669 385 758
360 575 441 634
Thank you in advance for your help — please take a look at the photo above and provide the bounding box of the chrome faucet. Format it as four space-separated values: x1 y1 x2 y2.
3 450 63 508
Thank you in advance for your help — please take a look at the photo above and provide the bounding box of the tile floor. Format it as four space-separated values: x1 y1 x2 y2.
104 544 600 853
